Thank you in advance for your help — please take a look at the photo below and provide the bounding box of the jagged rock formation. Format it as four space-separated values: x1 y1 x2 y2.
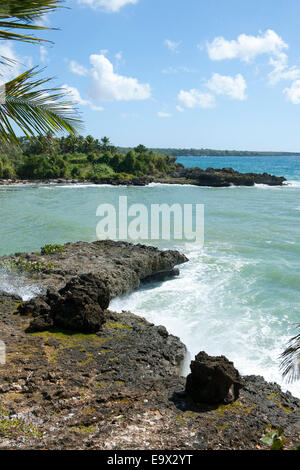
19 274 110 333
185 351 244 404
170 166 286 187
0 240 188 294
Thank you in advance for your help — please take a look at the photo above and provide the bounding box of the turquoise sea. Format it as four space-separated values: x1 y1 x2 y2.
0 155 299 396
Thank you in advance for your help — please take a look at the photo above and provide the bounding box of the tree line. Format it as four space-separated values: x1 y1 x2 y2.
0 135 177 180
118 147 300 157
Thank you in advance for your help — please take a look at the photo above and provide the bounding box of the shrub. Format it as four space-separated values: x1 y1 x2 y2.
17 155 67 179
2 165 16 179
93 163 115 178
41 244 64 255
70 166 82 178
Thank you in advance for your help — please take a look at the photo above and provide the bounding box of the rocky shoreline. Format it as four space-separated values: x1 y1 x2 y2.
0 166 287 187
0 241 299 450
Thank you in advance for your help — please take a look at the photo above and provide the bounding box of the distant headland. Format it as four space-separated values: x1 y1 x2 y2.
118 147 300 157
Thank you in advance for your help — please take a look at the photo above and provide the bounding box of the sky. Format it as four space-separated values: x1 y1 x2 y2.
2 0 300 151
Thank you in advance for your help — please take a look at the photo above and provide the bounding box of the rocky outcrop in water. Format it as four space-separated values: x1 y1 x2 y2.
13 241 187 333
0 240 188 294
170 166 286 187
185 351 244 404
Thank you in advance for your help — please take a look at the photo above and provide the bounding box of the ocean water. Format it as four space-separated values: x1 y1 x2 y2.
0 155 299 396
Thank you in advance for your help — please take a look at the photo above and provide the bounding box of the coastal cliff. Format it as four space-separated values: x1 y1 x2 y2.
0 241 299 450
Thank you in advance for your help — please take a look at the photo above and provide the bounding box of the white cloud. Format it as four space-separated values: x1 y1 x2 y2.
206 73 247 100
62 84 104 111
207 29 287 62
69 53 150 103
35 14 50 27
78 0 138 12
178 89 216 109
0 42 32 83
87 54 151 102
268 52 300 84
164 39 182 53
0 42 19 82
157 111 172 118
69 60 89 76
283 80 300 104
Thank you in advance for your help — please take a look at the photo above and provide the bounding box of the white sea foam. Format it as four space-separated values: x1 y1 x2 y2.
0 270 43 301
40 183 114 189
286 180 300 188
147 182 198 188
111 244 300 398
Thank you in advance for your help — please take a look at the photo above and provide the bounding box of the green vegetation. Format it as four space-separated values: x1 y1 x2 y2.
0 1 81 144
118 147 300 157
41 244 64 255
0 257 54 273
0 404 41 440
260 427 286 450
0 135 177 181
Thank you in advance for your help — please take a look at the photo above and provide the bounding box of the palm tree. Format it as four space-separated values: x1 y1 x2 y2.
0 0 82 143
280 324 300 383
101 136 111 150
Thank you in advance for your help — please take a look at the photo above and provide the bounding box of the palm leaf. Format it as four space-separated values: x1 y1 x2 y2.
280 324 300 383
0 0 62 43
0 67 82 143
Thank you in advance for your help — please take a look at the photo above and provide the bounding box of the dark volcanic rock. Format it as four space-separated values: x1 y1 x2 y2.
59 273 110 310
185 351 244 404
249 172 286 186
142 267 180 284
14 240 188 333
28 313 54 332
171 166 286 187
0 240 188 294
22 273 109 333
18 296 51 318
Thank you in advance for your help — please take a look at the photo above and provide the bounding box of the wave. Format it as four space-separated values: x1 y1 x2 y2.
110 244 300 398
286 180 300 188
147 182 198 188
0 269 44 301
40 183 113 189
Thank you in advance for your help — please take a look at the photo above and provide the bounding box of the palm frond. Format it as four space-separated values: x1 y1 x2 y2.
0 67 83 143
0 0 63 43
280 324 300 383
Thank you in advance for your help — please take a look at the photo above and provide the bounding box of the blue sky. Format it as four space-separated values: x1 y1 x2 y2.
3 0 300 150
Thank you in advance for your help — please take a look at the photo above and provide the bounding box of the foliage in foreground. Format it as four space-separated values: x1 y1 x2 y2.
0 0 81 143
260 427 287 450
280 324 300 384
